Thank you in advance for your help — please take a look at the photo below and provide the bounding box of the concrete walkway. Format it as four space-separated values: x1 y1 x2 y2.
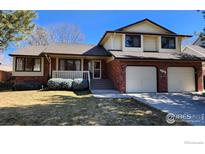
128 93 205 125
91 90 130 98
92 90 205 125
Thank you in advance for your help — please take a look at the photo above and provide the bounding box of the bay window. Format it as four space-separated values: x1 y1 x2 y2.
15 57 41 72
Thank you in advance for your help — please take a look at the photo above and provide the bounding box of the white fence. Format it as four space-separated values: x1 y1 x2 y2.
52 70 91 88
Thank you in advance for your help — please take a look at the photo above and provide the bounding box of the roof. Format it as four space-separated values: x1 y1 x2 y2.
109 50 205 61
184 45 205 57
115 18 176 34
10 44 111 57
0 65 12 72
98 18 192 45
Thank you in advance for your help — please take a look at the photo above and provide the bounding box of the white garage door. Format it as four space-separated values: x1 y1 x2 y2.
168 67 195 92
126 66 157 92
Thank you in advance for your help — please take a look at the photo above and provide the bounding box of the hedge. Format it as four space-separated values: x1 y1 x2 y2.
47 78 89 91
0 82 13 91
13 82 42 91
72 78 89 91
47 78 73 90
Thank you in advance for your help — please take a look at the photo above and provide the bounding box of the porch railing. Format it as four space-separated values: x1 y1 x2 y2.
52 71 91 89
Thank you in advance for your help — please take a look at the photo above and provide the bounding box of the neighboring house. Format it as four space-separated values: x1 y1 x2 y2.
0 64 12 82
10 18 205 93
192 35 205 47
184 35 205 89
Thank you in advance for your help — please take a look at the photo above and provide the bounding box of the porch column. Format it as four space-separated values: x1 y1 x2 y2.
81 58 84 71
49 58 52 77
56 57 59 71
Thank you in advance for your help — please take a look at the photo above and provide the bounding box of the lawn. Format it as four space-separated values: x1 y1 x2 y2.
0 90 188 125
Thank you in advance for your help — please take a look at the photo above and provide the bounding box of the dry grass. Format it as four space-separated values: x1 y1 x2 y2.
0 90 91 108
0 90 188 126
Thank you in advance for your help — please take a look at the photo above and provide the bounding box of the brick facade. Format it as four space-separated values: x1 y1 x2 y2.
14 58 108 84
107 59 203 93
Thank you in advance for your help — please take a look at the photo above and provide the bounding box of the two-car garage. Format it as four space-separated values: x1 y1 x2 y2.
126 66 196 93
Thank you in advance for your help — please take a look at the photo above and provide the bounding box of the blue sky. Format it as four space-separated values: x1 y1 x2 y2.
2 10 205 64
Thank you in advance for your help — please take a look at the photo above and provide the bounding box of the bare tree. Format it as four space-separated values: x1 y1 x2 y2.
28 26 49 46
26 24 85 46
48 23 85 44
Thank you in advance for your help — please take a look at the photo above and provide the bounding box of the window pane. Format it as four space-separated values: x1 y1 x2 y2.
94 70 100 78
94 61 100 69
75 60 81 71
16 58 24 71
33 59 41 71
125 35 141 47
161 37 176 49
59 59 65 70
66 60 74 70
25 58 33 71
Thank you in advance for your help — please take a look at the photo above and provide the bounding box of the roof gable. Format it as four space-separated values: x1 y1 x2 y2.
116 18 176 34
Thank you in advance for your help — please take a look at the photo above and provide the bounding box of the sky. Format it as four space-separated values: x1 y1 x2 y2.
1 10 205 65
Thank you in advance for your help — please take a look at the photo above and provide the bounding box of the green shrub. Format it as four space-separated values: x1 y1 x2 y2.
13 82 42 91
72 78 89 91
47 78 73 90
0 82 13 91
47 78 62 90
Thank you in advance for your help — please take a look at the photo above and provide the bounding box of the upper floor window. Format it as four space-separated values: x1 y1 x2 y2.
16 57 41 72
161 36 176 49
125 34 141 47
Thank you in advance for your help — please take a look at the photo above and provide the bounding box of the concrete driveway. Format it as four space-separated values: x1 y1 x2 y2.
128 93 205 125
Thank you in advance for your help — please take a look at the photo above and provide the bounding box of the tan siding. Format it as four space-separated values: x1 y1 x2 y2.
103 34 122 50
123 21 170 34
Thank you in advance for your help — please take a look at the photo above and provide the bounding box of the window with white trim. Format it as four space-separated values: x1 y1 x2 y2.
161 36 176 49
15 57 41 72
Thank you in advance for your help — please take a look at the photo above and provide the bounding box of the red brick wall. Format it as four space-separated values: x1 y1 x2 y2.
107 59 203 93
101 60 107 79
15 58 49 84
51 58 56 71
14 58 108 84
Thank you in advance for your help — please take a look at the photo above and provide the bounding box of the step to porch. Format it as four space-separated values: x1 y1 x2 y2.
91 79 116 90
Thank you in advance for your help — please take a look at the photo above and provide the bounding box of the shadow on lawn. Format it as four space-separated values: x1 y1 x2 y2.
0 94 189 126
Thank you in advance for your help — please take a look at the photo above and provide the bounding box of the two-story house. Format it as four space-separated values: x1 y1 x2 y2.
10 18 205 93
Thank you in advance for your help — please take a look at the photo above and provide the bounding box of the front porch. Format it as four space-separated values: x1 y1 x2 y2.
51 57 105 79
52 71 116 90
49 56 115 90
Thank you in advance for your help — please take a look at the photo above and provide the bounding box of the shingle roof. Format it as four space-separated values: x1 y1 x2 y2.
109 50 205 61
10 44 111 57
184 45 205 57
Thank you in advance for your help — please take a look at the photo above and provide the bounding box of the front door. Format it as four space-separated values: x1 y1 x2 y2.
93 60 101 79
